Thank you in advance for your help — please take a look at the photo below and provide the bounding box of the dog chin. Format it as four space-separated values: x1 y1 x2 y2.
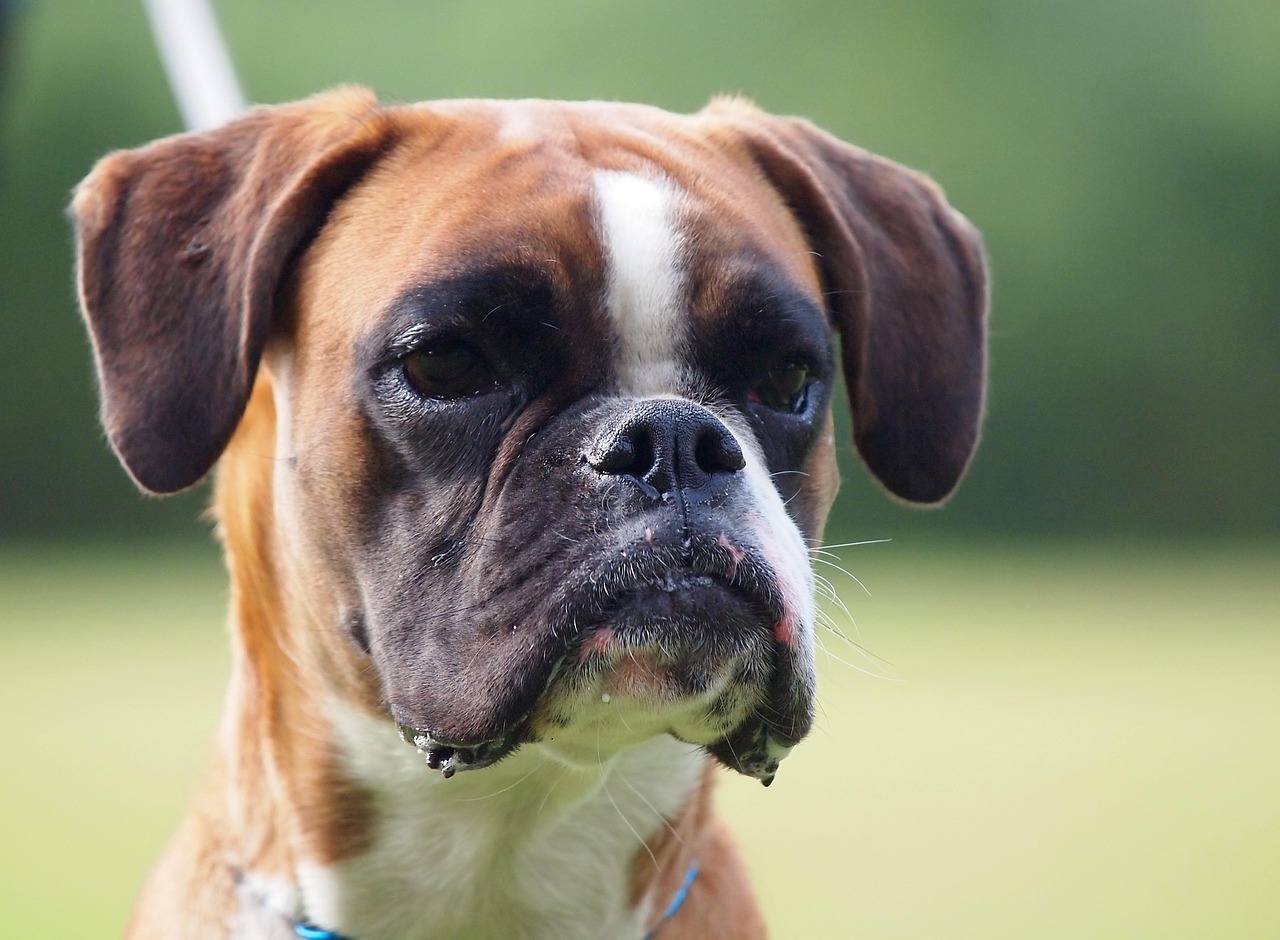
396 569 808 785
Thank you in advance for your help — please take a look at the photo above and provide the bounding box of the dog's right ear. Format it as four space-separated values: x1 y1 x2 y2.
71 87 394 494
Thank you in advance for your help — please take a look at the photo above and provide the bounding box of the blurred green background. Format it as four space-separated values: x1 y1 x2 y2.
1 1 1276 937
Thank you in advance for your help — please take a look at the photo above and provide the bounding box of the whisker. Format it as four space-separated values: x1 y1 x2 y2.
537 764 573 816
598 727 657 868
814 632 897 680
811 555 872 597
816 539 891 551
452 756 551 802
617 769 685 850
812 571 864 637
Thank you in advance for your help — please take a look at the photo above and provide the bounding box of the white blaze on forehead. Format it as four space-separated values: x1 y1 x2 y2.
592 170 688 396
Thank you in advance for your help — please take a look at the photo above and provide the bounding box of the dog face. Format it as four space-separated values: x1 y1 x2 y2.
72 90 986 783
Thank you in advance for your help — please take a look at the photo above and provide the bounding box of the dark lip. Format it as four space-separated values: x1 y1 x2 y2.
558 533 786 637
391 530 797 779
562 573 773 679
395 722 521 778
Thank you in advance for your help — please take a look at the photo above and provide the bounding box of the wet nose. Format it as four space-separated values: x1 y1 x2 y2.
585 399 746 495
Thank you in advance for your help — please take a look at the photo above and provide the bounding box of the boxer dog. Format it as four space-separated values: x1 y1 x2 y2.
72 88 986 939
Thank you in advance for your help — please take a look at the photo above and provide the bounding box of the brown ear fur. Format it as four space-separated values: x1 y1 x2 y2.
705 100 988 505
71 87 395 494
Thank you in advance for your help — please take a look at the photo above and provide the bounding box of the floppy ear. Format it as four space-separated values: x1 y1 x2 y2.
70 87 394 494
706 101 988 505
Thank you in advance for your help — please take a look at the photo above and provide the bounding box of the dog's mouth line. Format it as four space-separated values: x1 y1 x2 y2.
605 570 746 605
590 571 765 622
576 556 782 628
564 578 772 668
566 534 786 622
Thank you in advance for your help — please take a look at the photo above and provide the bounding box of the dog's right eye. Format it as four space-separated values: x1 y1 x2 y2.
402 340 497 399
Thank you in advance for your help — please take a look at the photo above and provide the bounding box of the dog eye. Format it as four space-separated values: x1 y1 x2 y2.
751 363 811 413
402 340 497 399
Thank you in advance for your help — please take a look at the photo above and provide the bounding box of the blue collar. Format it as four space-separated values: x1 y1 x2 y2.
292 861 700 940
293 925 342 940
644 860 700 939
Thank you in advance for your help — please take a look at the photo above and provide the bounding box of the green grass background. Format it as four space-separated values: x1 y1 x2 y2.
3 543 1276 938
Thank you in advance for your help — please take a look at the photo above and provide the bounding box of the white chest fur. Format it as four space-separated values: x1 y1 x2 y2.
294 702 705 940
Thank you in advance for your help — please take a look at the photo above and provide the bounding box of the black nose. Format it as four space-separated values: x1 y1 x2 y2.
585 399 746 496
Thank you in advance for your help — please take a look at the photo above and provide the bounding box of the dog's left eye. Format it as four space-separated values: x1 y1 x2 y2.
402 340 497 399
751 363 811 413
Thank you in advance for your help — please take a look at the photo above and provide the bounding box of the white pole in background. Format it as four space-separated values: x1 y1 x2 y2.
141 0 246 131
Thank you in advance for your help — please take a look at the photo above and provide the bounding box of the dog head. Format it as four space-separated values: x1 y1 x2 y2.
72 89 986 783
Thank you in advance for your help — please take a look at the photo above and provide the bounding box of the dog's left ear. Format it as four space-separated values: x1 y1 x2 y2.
705 101 989 505
71 87 394 494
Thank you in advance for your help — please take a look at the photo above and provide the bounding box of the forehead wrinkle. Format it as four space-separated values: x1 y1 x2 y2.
592 169 689 397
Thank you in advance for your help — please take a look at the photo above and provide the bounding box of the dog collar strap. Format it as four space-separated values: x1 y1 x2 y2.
291 861 699 940
293 924 345 940
644 860 700 939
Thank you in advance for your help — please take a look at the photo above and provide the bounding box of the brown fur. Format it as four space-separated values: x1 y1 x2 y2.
631 764 767 938
71 89 987 938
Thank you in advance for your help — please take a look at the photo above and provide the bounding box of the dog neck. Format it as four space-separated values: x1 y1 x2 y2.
300 706 706 940
210 378 709 940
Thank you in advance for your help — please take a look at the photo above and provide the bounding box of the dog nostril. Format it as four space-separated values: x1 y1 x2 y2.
695 426 745 475
589 439 633 474
590 427 655 476
630 428 655 477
